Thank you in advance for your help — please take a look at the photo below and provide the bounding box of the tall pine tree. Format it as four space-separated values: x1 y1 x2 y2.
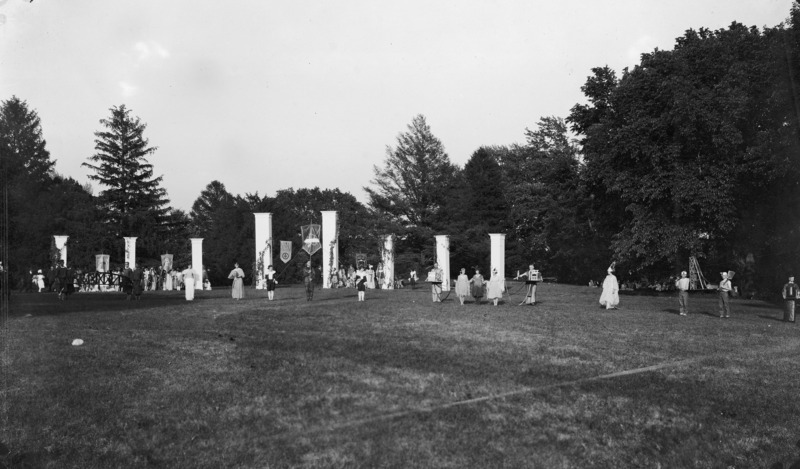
83 105 170 262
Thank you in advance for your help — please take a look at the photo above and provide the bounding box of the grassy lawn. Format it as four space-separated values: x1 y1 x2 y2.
2 282 800 468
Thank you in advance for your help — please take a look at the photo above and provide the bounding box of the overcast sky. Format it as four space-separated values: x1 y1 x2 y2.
0 0 794 212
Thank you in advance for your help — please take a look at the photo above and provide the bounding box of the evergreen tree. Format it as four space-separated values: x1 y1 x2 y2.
365 114 458 266
83 105 170 262
0 97 59 278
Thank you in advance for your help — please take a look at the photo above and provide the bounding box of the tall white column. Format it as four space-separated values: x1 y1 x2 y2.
123 237 137 268
53 235 69 267
191 238 204 290
253 212 273 289
321 211 338 289
381 234 395 290
489 233 506 279
435 235 451 291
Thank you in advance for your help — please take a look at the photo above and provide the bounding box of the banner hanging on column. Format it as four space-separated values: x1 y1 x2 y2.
161 254 173 272
280 241 292 263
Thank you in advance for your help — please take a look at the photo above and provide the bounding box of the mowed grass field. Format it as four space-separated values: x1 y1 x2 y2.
2 282 800 468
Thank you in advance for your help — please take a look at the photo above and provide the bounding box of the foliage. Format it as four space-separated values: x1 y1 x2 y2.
366 115 459 271
446 147 509 274
568 18 800 292
0 97 101 279
83 105 170 263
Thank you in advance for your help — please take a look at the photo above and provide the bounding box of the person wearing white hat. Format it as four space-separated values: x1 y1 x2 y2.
675 271 691 316
599 267 619 310
486 268 505 306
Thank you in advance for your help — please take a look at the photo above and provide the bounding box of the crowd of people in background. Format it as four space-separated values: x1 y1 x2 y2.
4 257 797 326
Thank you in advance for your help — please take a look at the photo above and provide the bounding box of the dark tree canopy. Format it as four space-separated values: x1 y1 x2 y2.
568 18 800 293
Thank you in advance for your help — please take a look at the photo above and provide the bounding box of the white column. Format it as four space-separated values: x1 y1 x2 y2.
489 233 506 279
321 210 338 289
435 235 451 291
253 212 273 290
53 235 69 267
95 254 110 272
381 234 395 290
123 237 137 269
191 238 204 290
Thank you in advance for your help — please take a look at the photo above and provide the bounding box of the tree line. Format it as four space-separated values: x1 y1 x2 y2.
1 3 798 296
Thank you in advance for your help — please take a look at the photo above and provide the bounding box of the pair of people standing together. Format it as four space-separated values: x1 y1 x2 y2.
225 263 278 301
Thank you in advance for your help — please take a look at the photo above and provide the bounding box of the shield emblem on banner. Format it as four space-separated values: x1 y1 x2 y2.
301 225 322 255
280 241 292 263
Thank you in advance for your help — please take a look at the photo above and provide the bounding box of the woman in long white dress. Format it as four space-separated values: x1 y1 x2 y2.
486 268 505 306
599 268 619 309
182 265 197 301
455 268 470 305
228 262 245 300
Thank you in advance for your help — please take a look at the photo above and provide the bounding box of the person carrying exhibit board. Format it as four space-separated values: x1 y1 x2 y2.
515 264 542 305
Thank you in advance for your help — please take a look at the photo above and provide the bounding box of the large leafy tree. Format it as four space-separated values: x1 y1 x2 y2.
83 105 170 262
569 16 800 293
366 114 458 267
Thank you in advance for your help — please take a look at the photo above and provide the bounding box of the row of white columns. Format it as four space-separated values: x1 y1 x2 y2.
53 235 206 290
53 218 507 292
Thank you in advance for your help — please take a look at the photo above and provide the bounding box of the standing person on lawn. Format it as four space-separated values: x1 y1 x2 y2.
675 270 691 316
455 268 470 306
516 264 540 305
228 262 245 300
265 265 278 300
182 265 197 301
470 268 485 304
718 271 733 318
303 261 316 301
486 268 505 306
355 264 368 301
429 263 443 302
599 267 619 310
782 275 798 322
121 262 133 300
131 263 144 300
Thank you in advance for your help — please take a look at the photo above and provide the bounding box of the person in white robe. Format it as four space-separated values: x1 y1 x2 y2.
182 265 197 301
599 268 619 309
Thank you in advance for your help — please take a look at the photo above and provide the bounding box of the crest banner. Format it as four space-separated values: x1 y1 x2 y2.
280 241 292 263
301 225 322 255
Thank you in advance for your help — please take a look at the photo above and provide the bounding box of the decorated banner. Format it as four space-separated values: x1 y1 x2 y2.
301 224 322 255
280 241 292 263
95 254 110 273
161 254 174 272
355 252 367 268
